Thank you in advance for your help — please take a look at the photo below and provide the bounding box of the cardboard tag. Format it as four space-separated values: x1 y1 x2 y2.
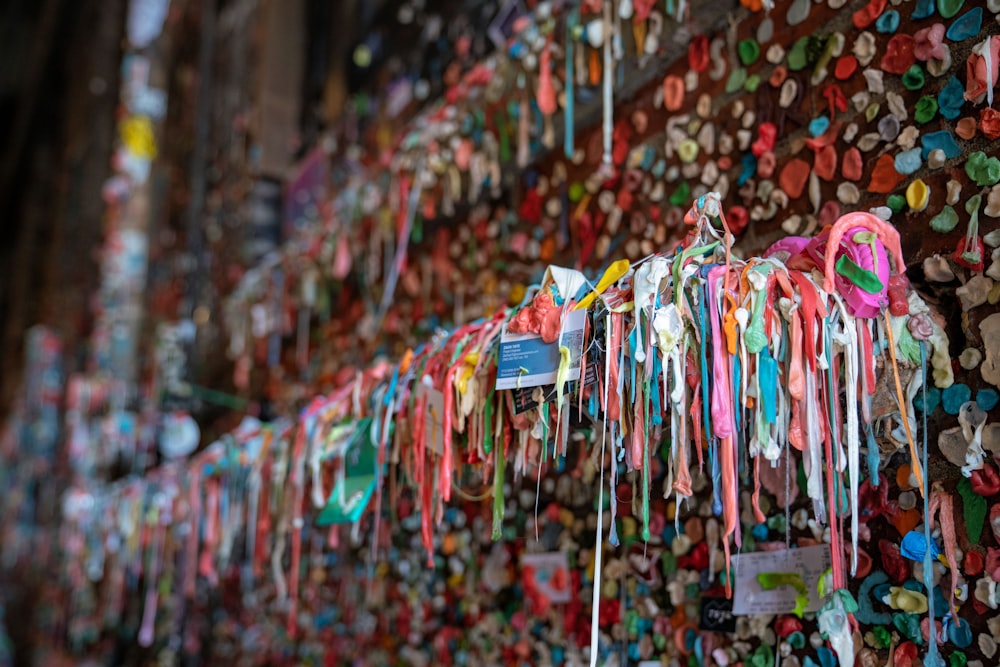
520 552 572 604
416 383 446 455
495 309 586 391
317 417 377 525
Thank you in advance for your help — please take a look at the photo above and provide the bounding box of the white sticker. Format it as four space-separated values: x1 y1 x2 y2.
730 544 832 616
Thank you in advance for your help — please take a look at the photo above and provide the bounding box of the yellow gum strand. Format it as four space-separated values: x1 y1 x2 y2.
575 259 631 311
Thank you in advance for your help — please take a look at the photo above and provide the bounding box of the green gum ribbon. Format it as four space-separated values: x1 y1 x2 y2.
492 430 504 540
744 267 772 354
494 110 510 163
835 254 884 295
539 401 550 462
555 345 573 414
483 388 494 455
757 572 809 618
671 241 721 309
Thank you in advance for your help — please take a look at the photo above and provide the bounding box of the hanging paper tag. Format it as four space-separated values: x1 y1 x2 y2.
730 545 832 615
316 418 377 526
496 310 586 390
416 383 446 455
520 552 572 605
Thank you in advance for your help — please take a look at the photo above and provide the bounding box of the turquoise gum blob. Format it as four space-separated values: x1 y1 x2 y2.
913 0 935 19
977 389 1000 411
946 7 982 42
921 131 961 160
942 384 972 415
876 10 900 33
938 77 965 120
809 116 830 137
948 616 973 648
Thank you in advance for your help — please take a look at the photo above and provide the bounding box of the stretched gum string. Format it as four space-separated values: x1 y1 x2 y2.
601 0 613 166
929 489 959 618
836 302 862 576
199 479 219 581
764 274 777 343
578 315 590 417
920 342 944 667
440 361 460 504
589 312 613 667
564 9 576 159
413 390 427 484
421 454 434 566
691 390 704 471
751 455 766 524
607 312 624 422
860 322 876 400
883 312 924 495
708 267 733 439
697 291 714 461
821 348 845 593
138 522 161 646
985 36 995 109
537 41 556 115
789 272 819 371
632 384 645 471
286 423 307 637
806 372 827 521
491 413 504 540
256 462 272 577
184 466 201 597
517 96 530 168
712 273 741 585
789 314 806 402
674 395 693 496
371 379 396 564
669 336 693 496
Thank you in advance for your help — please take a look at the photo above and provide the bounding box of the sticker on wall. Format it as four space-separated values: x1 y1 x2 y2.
731 545 833 616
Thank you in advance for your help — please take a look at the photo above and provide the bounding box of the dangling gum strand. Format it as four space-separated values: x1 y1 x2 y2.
692 197 742 596
920 342 945 667
832 294 862 576
184 465 202 598
883 311 924 495
286 421 307 637
589 311 613 667
928 488 959 619
564 8 577 159
601 0 613 167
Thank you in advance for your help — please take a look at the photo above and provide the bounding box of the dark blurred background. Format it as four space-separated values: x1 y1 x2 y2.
0 2 503 663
